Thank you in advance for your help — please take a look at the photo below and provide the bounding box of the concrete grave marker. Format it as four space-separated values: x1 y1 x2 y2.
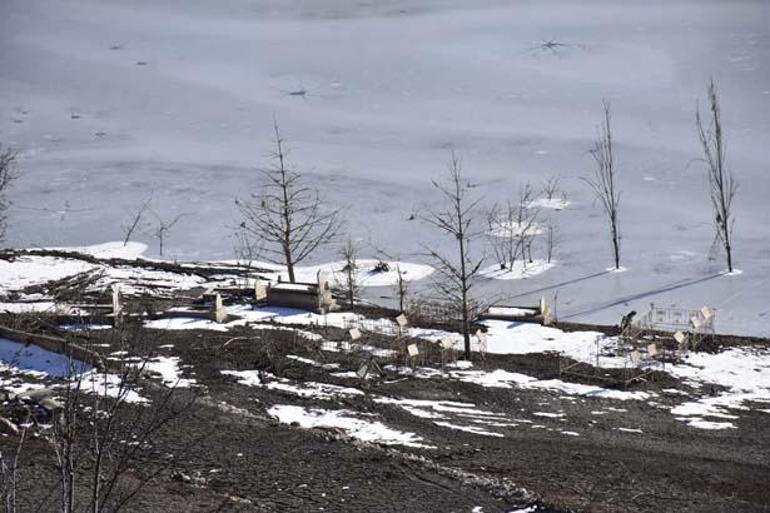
629 350 641 367
647 343 658 357
349 328 362 341
111 284 122 317
255 280 267 302
674 331 688 345
690 316 703 329
212 293 228 323
701 306 714 319
395 314 409 328
540 296 554 325
356 361 369 380
407 344 419 357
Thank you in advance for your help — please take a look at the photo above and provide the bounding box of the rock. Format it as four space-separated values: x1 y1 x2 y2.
0 417 19 436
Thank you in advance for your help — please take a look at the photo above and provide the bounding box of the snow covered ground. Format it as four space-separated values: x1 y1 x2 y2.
1 0 770 338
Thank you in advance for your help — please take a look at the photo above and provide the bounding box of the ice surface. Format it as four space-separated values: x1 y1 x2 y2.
1 0 769 335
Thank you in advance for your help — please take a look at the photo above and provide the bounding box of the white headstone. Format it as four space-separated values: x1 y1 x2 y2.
349 328 362 341
356 361 369 380
407 343 419 357
111 284 122 317
629 350 641 367
212 293 227 323
255 280 267 302
395 314 409 328
541 296 554 325
690 316 703 329
701 306 714 319
647 343 658 357
674 331 688 345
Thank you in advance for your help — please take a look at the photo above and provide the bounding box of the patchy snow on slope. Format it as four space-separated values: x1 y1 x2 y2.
374 396 519 437
222 370 363 400
79 371 148 404
268 404 430 448
0 337 91 377
664 347 770 427
0 256 96 293
480 260 555 281
144 356 196 388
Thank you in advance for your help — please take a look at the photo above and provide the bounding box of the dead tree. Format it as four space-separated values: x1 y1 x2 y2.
150 210 187 257
0 415 28 513
0 147 18 243
394 264 408 313
45 325 195 513
516 184 539 265
544 217 559 264
339 237 359 308
121 196 152 247
423 153 484 360
487 201 520 271
696 79 737 273
583 101 621 270
236 121 342 283
541 176 561 200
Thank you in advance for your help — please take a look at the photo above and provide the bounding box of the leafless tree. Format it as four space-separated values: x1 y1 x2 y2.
544 217 559 264
394 264 408 314
236 121 342 283
0 147 18 243
696 79 737 273
517 185 540 265
45 324 195 513
487 185 539 271
422 153 484 360
541 176 561 200
487 202 519 271
583 101 621 270
150 210 187 257
339 238 359 308
120 196 152 247
232 226 263 289
0 415 28 513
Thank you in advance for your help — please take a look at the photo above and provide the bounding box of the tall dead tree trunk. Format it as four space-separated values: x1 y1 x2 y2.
0 147 18 243
583 101 621 270
423 153 484 360
697 79 737 273
237 121 342 283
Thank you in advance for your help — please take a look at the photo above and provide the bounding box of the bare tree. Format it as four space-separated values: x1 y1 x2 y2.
517 185 539 265
339 237 359 308
583 101 621 270
487 184 539 271
423 153 484 360
544 216 559 264
393 264 408 314
0 147 18 243
45 324 195 513
120 196 152 247
696 79 737 273
150 210 186 257
236 121 342 283
541 176 561 200
0 415 28 513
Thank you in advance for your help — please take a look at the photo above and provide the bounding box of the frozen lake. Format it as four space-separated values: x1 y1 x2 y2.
1 0 769 335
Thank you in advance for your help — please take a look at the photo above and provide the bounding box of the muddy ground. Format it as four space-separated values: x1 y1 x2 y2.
1 314 769 513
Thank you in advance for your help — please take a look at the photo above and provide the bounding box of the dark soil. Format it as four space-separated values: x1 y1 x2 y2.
1 316 769 513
